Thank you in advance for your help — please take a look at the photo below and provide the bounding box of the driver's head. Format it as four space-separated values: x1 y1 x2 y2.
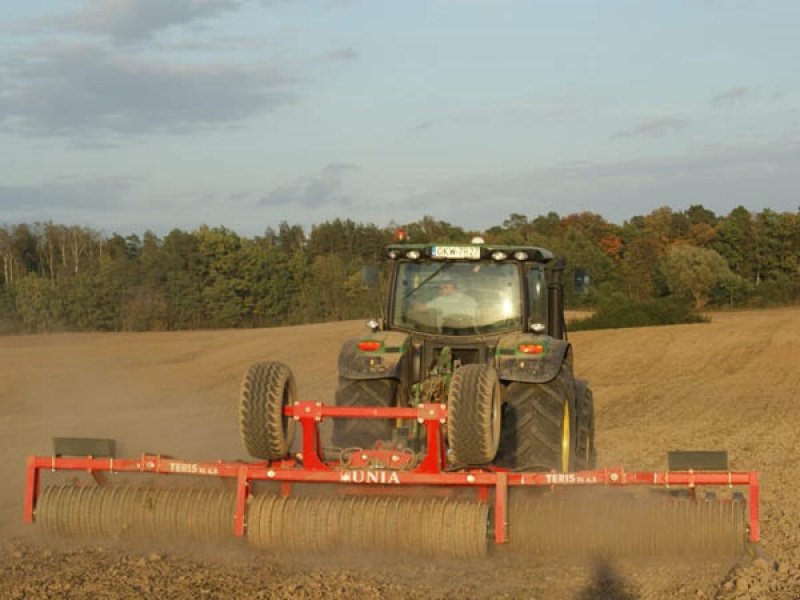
438 280 457 296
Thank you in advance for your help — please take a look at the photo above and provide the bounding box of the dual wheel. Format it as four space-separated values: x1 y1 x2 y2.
239 360 595 472
238 361 402 459
495 369 596 471
331 365 502 466
333 364 593 472
448 366 596 471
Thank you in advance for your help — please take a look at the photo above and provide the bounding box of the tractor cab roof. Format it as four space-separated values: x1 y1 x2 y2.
385 242 554 264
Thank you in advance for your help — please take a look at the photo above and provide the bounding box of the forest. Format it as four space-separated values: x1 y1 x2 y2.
1 205 798 333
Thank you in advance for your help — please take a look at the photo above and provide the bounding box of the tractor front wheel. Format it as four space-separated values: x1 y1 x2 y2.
447 365 501 465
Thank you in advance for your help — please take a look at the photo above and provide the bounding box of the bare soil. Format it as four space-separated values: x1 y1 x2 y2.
1 309 799 599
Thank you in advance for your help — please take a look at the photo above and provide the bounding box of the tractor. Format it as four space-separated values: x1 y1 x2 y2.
322 237 595 473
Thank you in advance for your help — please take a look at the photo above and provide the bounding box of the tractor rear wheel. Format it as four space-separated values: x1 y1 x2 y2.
239 361 297 460
496 367 575 471
447 365 501 465
575 380 596 470
332 378 396 449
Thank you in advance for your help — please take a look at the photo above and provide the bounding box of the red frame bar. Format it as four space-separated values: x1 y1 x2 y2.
494 471 508 544
24 401 761 544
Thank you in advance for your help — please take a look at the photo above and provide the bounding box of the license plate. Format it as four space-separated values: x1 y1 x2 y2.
431 246 481 260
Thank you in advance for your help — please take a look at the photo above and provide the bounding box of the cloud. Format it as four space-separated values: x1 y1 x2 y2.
400 141 800 227
412 120 436 132
612 117 689 139
0 177 137 215
156 36 274 53
711 86 756 108
53 0 241 44
0 43 297 137
316 47 359 62
259 163 358 208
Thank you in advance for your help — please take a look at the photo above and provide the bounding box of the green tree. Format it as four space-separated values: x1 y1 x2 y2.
241 244 293 326
403 216 467 243
660 244 738 309
66 257 127 331
13 274 65 332
685 204 718 226
714 206 758 283
560 229 618 305
0 284 18 333
194 226 250 327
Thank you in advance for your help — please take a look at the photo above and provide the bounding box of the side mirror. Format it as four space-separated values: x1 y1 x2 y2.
362 265 379 289
573 268 590 295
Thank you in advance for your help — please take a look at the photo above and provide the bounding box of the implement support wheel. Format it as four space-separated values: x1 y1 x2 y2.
239 361 296 460
447 364 501 465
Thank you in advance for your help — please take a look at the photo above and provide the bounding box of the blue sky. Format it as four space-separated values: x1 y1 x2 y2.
1 0 799 236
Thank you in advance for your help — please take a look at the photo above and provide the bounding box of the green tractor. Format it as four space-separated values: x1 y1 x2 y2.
333 237 595 472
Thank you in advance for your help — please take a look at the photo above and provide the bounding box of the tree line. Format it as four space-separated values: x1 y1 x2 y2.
1 206 798 334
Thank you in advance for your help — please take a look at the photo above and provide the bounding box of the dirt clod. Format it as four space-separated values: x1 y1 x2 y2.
752 557 771 571
735 577 749 592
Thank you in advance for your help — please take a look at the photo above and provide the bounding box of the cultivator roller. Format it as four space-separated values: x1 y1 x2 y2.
25 401 760 558
247 495 488 557
508 489 748 556
36 486 237 544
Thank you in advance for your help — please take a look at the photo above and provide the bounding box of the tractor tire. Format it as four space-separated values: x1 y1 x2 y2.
447 365 501 465
496 367 576 472
332 378 396 449
575 380 596 470
239 361 297 460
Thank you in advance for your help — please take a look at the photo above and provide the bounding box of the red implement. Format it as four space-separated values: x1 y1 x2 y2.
24 400 760 547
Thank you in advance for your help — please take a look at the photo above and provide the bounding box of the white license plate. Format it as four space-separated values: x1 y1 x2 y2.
431 246 481 259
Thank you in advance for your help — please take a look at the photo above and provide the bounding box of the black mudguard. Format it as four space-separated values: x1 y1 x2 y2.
495 333 571 384
338 331 410 380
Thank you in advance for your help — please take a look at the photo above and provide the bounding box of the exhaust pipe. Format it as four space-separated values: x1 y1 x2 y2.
548 257 566 340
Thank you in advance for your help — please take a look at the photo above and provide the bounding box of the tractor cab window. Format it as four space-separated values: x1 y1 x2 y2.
392 261 522 335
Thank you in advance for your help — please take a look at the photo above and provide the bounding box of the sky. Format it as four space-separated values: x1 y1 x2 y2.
1 0 799 236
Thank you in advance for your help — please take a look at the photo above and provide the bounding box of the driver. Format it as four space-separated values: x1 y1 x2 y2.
427 277 478 318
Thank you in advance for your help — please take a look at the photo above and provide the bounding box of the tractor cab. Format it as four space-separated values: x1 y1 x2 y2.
385 240 555 338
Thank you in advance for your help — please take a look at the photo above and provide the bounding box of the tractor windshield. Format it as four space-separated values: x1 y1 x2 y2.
391 261 522 335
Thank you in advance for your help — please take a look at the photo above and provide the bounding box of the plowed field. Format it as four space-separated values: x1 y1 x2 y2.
1 308 799 599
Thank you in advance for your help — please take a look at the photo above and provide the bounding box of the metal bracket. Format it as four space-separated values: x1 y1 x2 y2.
291 401 324 421
417 403 448 424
